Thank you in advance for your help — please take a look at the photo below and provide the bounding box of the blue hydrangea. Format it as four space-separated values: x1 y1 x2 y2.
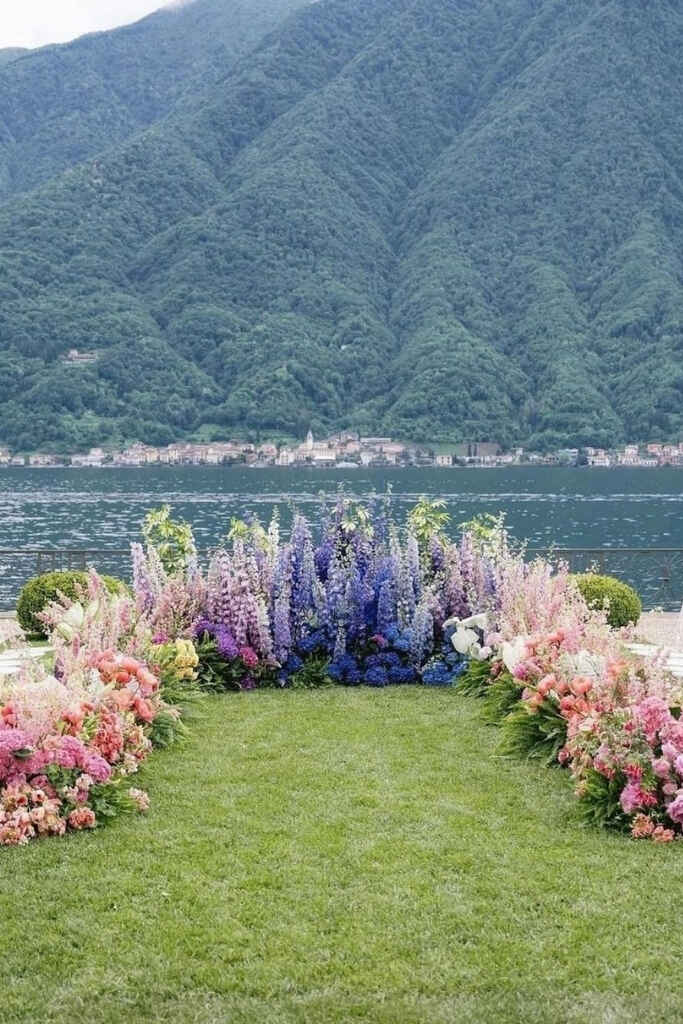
422 659 456 686
388 665 416 685
328 653 360 684
365 665 388 687
379 651 401 668
298 629 327 654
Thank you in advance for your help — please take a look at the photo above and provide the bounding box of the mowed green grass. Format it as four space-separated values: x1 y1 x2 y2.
1 688 682 1024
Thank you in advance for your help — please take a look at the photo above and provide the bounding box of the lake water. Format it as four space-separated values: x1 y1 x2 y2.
1 465 682 609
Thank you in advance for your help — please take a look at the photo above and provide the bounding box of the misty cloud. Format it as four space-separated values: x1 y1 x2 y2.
0 0 189 50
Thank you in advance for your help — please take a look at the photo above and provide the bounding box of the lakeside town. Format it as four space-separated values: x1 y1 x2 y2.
1 433 683 469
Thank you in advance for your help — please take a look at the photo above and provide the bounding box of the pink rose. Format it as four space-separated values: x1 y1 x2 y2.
68 807 96 830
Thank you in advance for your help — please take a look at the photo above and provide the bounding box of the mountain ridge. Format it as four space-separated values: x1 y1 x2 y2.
0 0 681 452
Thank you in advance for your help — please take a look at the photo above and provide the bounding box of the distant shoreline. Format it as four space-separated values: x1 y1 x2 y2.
1 463 682 471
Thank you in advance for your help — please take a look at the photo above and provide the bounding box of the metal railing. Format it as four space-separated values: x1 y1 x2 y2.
0 547 682 611
528 548 683 611
0 549 133 611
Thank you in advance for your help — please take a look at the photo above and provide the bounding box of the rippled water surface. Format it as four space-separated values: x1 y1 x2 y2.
1 465 682 608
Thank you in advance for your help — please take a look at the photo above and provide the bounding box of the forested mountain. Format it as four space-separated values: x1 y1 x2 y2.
0 0 305 200
0 0 682 452
0 50 28 68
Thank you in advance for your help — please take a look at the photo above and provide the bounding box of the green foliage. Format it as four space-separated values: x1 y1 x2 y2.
481 672 523 726
16 571 126 637
575 768 631 832
142 506 196 576
287 656 332 689
147 708 189 749
459 513 508 554
194 636 243 693
455 657 494 698
408 498 450 547
500 702 568 766
575 573 642 627
1 0 683 450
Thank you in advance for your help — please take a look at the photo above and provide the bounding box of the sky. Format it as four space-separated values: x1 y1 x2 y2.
0 1 185 50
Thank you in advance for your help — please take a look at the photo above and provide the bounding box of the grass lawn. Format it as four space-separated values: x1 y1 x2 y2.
1 687 681 1023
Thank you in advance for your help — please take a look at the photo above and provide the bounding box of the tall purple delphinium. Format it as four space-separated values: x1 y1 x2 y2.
270 545 293 663
290 515 316 634
441 543 469 619
323 546 349 648
407 601 434 667
394 537 417 628
406 533 422 602
207 548 233 625
272 587 292 663
206 545 274 660
428 534 446 576
131 541 168 618
376 577 396 635
346 562 372 644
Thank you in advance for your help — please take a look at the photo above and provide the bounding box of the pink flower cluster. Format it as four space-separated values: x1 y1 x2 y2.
0 649 167 846
501 622 683 842
566 683 683 842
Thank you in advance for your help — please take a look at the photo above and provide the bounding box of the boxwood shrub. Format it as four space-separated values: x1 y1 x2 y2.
16 571 127 638
574 572 642 628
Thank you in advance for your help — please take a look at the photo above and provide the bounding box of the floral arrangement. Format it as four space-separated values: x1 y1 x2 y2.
0 649 177 846
0 572 195 846
128 498 488 695
4 495 674 848
458 557 683 843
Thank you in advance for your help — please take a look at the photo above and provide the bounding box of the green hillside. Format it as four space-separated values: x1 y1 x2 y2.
0 49 28 67
0 0 681 452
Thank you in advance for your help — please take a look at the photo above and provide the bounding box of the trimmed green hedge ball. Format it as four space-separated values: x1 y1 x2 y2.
16 571 127 637
574 572 642 628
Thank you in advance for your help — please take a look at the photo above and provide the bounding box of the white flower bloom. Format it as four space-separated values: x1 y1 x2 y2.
445 611 491 660
451 625 480 656
501 635 528 674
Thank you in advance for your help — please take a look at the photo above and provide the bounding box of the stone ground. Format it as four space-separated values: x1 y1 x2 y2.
635 611 682 648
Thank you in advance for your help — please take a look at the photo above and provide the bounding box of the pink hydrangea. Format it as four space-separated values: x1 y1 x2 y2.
82 753 112 783
667 791 683 825
652 757 671 780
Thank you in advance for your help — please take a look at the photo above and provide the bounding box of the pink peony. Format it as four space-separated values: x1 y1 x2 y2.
635 697 671 743
620 782 657 814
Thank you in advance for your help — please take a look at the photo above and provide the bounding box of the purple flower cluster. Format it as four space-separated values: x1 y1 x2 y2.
133 494 500 691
